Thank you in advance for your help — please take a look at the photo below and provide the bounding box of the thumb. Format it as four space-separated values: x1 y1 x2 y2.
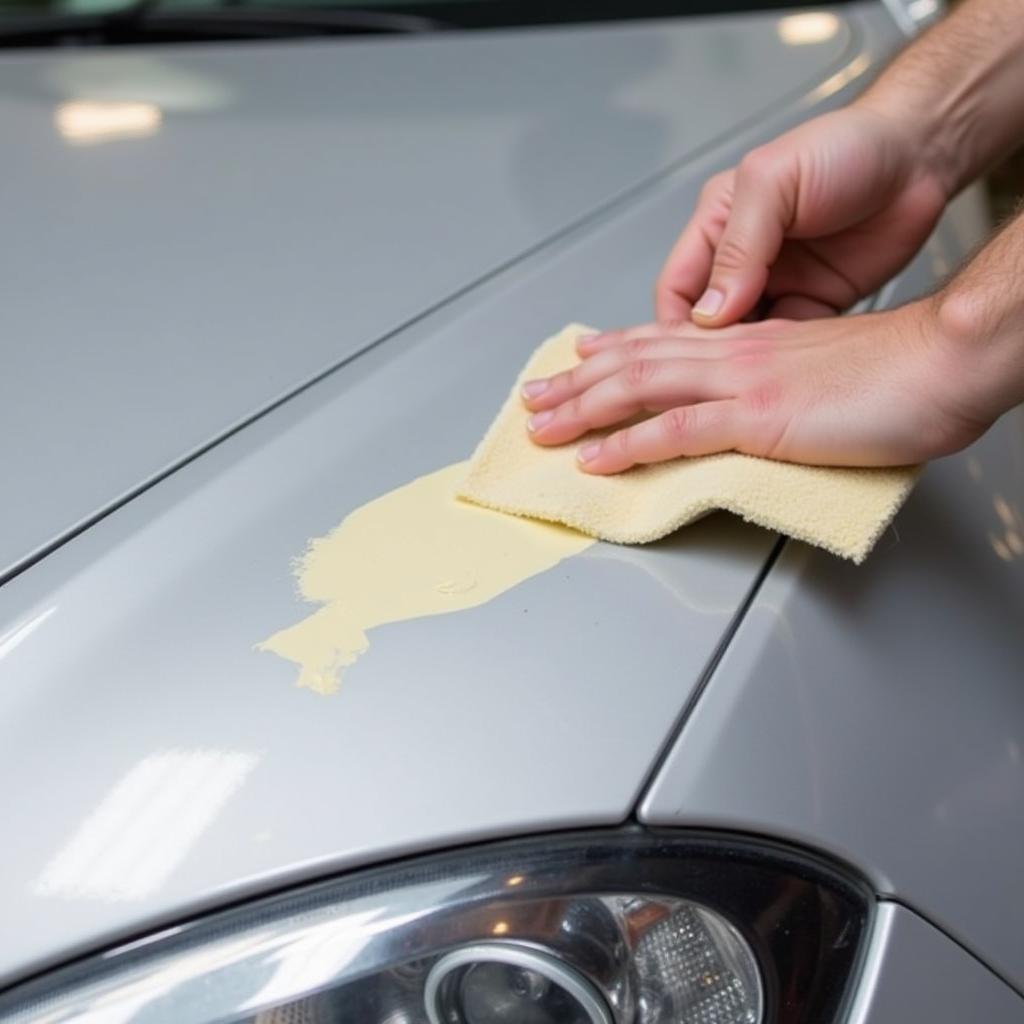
693 149 792 326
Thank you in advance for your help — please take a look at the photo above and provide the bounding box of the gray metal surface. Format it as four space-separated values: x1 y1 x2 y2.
0 0 920 992
0 249 774 987
846 904 1024 1023
639 392 1024 988
0 7 855 582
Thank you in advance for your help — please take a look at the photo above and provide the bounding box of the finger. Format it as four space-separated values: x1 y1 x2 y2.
693 148 793 327
576 319 716 357
575 322 666 357
654 171 733 322
577 400 741 473
577 315 751 358
527 359 733 446
654 220 716 324
524 337 735 411
579 318 790 363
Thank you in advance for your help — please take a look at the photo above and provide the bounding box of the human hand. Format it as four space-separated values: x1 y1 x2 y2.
521 305 992 473
657 105 949 326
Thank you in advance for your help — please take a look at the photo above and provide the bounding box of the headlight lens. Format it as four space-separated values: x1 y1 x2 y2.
0 832 868 1024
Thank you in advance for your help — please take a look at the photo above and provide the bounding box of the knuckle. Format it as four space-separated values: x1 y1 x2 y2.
742 381 783 419
560 367 580 392
624 336 651 359
698 178 719 204
566 395 586 423
623 358 656 392
738 146 778 183
700 170 732 203
664 405 695 442
714 235 752 273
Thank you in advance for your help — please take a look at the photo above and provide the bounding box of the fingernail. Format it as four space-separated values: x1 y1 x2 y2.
521 379 550 400
576 333 598 350
527 410 554 432
577 442 602 463
693 288 724 318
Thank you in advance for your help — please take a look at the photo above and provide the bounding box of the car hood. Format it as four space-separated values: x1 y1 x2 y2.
0 4 892 991
0 10 853 583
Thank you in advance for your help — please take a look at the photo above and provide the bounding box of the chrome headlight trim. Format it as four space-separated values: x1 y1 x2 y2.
423 943 615 1024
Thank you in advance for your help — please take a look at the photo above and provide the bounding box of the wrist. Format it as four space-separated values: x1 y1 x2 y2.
850 89 961 201
852 0 1024 198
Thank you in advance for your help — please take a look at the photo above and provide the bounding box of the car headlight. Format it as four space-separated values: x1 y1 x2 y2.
0 831 869 1024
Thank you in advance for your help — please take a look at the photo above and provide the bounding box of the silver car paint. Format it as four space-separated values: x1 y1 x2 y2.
0 7 909 984
0 0 1011 1012
0 8 855 582
848 904 1024 1022
0 398 772 989
0 2 910 986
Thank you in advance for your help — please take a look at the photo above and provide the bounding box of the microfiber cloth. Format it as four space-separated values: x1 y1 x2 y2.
459 323 919 562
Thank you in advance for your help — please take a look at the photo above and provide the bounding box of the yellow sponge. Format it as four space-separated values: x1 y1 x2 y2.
459 323 919 562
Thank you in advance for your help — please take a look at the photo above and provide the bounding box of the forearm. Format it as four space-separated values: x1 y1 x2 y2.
936 207 1024 421
856 0 1024 197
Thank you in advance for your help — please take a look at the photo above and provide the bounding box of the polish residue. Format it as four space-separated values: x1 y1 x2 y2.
258 461 593 694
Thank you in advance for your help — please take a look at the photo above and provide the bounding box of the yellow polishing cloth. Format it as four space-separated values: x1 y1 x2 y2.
459 323 919 562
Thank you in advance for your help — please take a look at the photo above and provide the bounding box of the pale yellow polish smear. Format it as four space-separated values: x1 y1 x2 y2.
258 461 593 694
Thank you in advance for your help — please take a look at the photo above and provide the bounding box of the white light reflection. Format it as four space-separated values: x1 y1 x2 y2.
994 496 1017 529
0 606 56 661
777 12 841 46
987 492 1024 562
55 100 162 144
35 748 258 901
990 532 1013 563
240 911 389 1015
809 53 871 102
908 0 940 21
240 907 433 1016
60 929 279 1024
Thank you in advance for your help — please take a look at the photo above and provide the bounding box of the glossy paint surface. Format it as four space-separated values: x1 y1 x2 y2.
0 306 773 989
0 16 881 972
0 0 971 999
0 8 853 581
848 904 1023 1022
